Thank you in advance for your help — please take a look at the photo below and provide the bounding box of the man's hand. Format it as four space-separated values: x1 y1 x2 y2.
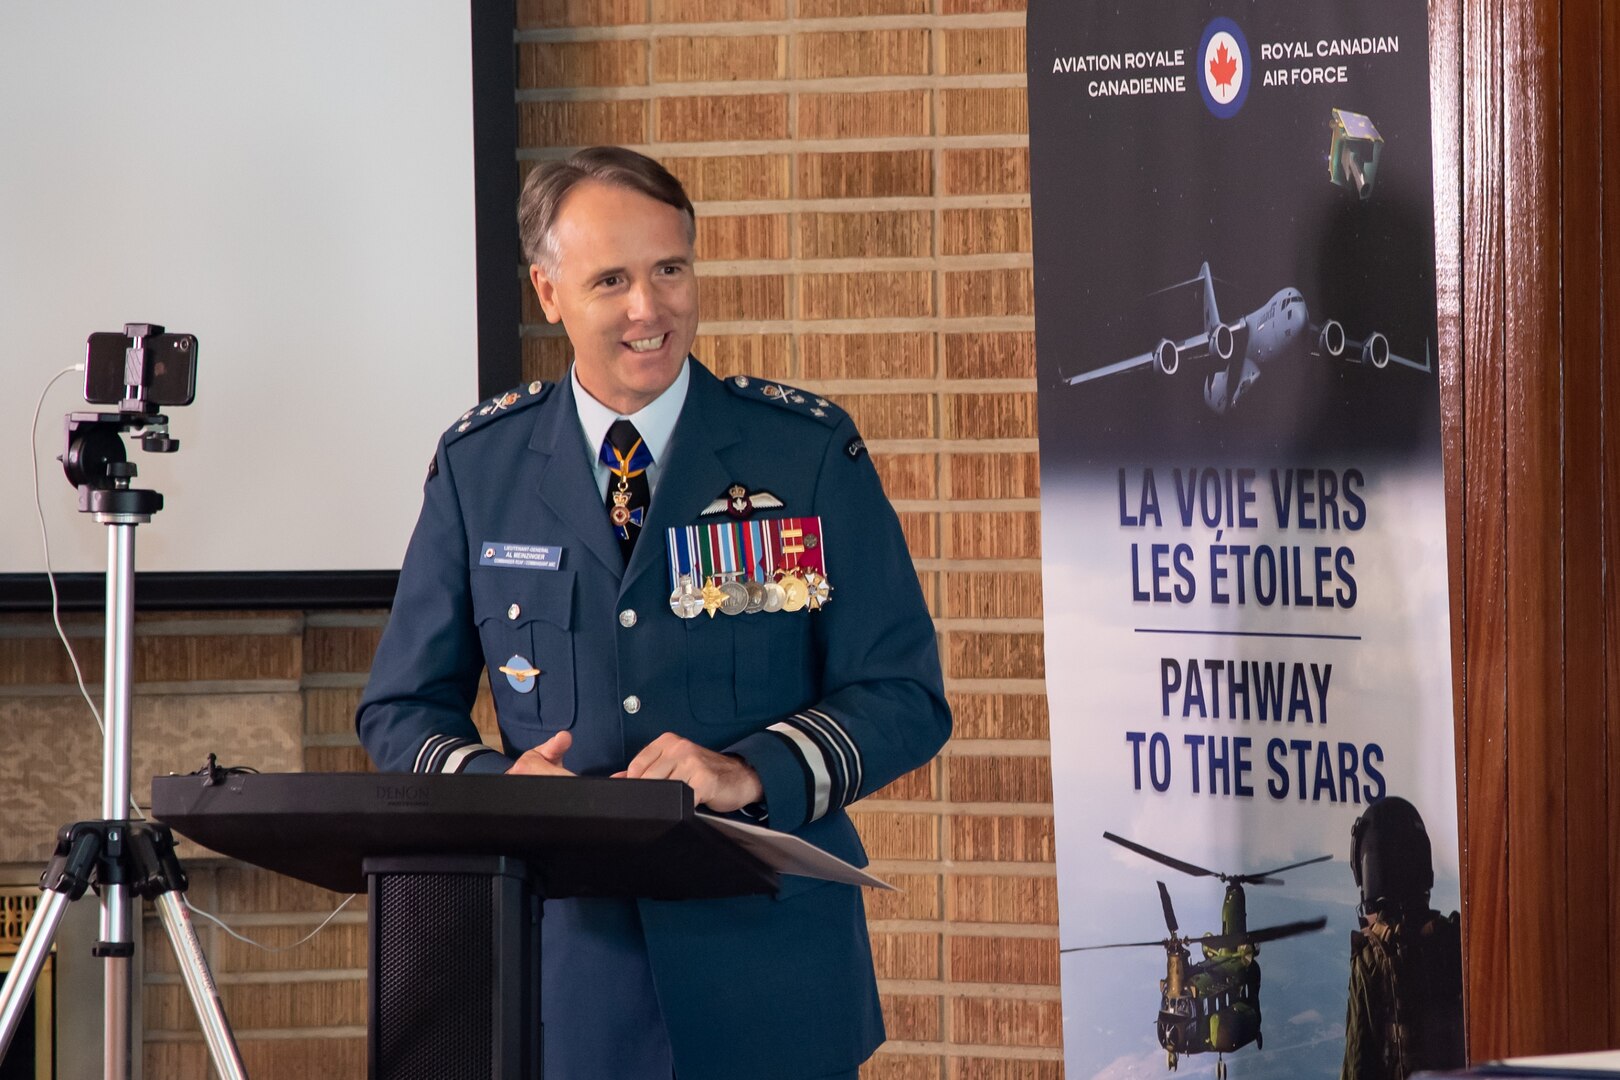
508 730 575 776
615 733 763 812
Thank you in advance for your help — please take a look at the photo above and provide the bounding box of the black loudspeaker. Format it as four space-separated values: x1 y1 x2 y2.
367 856 541 1080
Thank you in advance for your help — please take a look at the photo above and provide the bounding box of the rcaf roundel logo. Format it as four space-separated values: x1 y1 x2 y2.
1198 17 1250 119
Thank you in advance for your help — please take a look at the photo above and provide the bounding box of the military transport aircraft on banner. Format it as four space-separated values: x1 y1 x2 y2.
1064 262 1430 415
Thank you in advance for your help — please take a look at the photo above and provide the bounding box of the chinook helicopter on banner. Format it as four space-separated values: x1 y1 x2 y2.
1063 261 1430 414
1063 832 1330 1078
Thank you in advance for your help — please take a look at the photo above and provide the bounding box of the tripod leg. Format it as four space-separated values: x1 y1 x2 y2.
97 827 135 1080
154 892 248 1080
0 889 73 1063
103 947 131 1080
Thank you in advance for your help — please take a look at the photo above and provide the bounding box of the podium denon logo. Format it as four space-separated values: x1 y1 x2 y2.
378 783 430 804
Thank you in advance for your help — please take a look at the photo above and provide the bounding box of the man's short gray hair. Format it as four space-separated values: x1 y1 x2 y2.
518 146 696 275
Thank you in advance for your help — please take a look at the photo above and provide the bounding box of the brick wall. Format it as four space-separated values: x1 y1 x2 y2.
516 2 1049 1076
0 614 380 1076
0 1 1052 1076
131 616 370 1075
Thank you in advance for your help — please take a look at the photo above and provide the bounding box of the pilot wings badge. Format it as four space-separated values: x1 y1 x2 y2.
498 655 542 694
699 483 784 521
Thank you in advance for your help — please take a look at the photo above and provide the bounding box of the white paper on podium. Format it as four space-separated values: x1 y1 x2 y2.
1498 1051 1620 1075
696 813 897 891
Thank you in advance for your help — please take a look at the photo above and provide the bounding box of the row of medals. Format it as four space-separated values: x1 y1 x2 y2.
669 567 832 619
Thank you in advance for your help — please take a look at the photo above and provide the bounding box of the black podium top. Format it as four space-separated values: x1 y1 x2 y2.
151 772 778 899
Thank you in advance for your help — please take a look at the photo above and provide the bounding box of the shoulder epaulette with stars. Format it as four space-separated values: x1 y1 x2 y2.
724 374 845 427
444 380 554 445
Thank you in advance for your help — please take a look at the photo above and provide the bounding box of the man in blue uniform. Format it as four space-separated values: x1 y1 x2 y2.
356 146 951 1079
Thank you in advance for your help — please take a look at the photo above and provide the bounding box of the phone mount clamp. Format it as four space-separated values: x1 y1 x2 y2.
0 324 245 1080
63 322 184 520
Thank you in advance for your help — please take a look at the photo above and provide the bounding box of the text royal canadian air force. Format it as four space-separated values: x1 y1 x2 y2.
1051 36 1400 97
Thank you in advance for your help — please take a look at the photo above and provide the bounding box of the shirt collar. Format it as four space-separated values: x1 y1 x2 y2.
570 357 691 466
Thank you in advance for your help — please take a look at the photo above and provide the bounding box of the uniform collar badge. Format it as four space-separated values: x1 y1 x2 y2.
700 483 784 520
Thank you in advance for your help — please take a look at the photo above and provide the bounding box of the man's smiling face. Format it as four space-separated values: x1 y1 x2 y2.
528 180 698 415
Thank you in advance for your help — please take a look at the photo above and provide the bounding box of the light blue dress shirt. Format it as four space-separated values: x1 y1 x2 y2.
570 357 691 500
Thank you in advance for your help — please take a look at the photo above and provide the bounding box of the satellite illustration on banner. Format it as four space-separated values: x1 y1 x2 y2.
1027 0 1464 1077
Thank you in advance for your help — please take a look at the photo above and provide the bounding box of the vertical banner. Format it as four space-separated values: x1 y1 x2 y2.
1027 2 1463 1078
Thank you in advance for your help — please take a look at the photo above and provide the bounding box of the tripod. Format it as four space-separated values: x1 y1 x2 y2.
0 338 246 1079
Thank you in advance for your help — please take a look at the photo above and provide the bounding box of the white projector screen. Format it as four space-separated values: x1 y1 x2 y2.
1 1 518 607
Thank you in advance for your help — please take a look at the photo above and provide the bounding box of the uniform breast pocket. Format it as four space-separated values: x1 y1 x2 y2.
472 568 576 735
686 611 815 726
735 613 812 720
683 616 737 725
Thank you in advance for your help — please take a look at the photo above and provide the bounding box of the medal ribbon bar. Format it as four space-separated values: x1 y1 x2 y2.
664 516 829 602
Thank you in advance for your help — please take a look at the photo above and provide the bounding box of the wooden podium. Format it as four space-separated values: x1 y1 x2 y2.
152 772 779 1080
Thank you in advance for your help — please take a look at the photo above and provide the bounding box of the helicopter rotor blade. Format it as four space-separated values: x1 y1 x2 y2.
1197 917 1327 951
1061 938 1176 954
1103 831 1220 880
1157 881 1180 935
1233 854 1334 884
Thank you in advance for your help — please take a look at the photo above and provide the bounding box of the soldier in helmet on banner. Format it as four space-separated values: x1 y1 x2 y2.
1341 797 1466 1080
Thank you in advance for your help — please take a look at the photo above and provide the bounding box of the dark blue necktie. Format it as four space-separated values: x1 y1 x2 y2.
600 419 652 564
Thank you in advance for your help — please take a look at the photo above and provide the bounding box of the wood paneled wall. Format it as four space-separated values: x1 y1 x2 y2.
1435 0 1620 1059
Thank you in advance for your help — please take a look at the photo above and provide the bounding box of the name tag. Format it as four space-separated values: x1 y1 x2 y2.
478 542 561 571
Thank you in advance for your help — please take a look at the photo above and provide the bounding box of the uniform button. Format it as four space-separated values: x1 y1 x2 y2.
619 609 637 628
622 695 642 714
507 603 521 621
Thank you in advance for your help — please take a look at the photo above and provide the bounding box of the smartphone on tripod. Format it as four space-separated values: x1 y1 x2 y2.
84 329 198 407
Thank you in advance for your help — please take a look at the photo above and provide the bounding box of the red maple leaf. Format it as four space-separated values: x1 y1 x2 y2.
1209 42 1237 88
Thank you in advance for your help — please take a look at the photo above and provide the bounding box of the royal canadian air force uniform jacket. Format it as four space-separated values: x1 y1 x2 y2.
357 358 952 1080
